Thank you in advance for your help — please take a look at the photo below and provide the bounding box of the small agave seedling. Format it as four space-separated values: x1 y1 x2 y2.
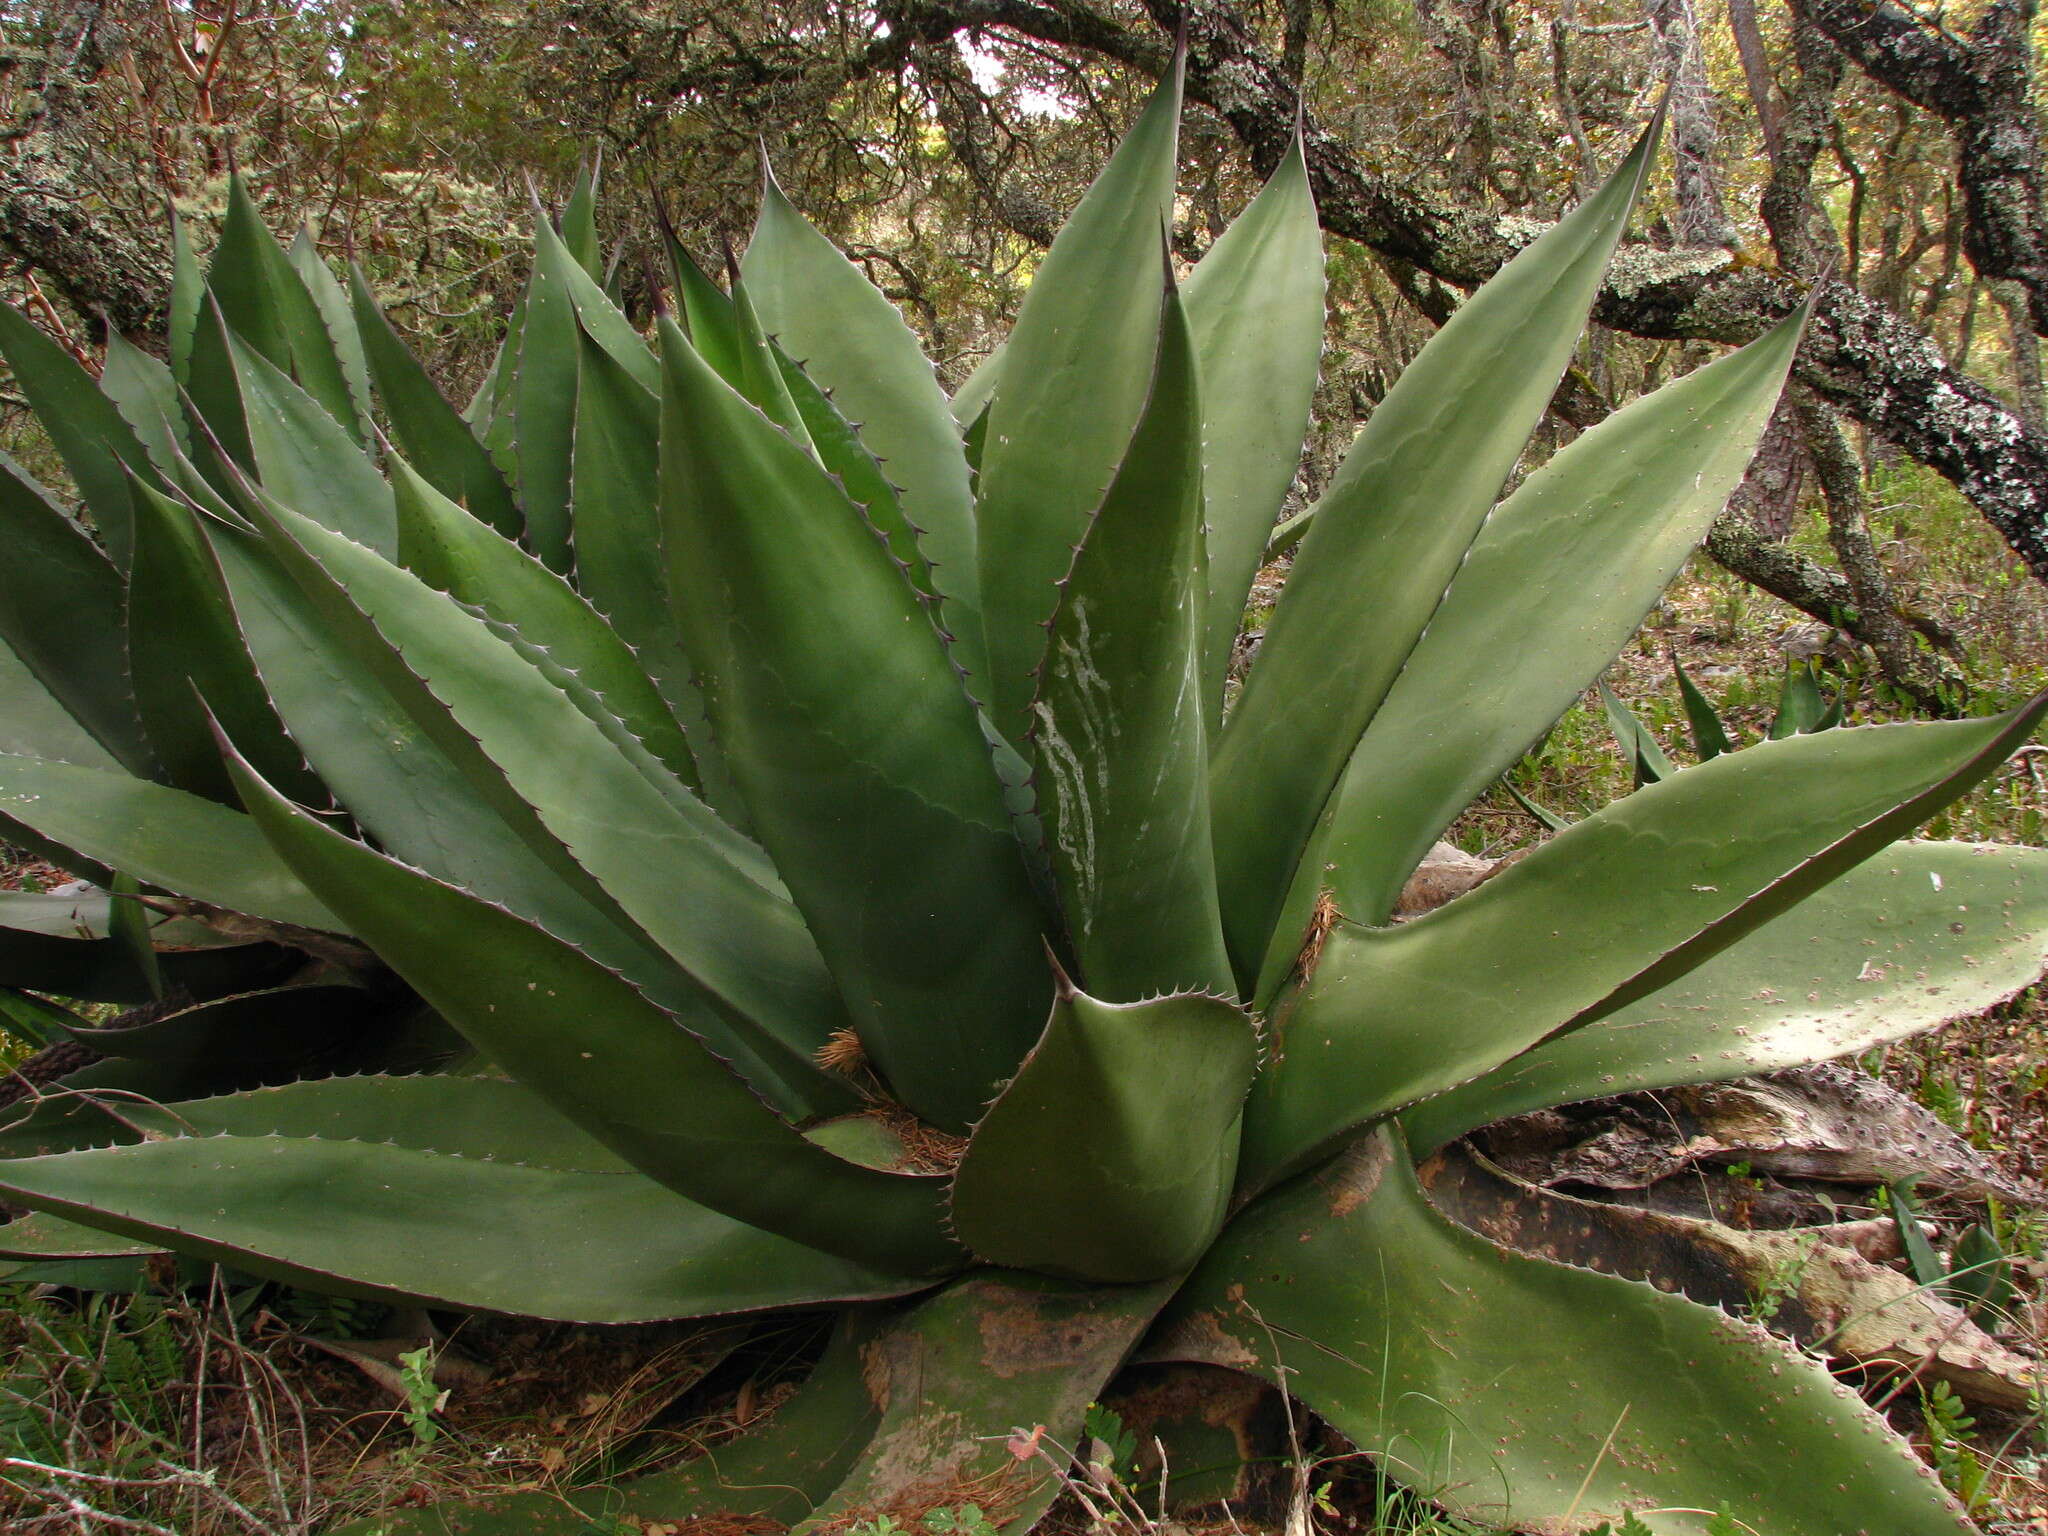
0 54 2043 1535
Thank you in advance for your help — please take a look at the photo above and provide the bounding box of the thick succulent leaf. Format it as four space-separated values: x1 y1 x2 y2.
949 977 1258 1282
125 479 320 805
243 493 850 1111
1210 120 1660 992
391 456 702 793
211 524 715 1011
1268 314 1804 968
794 1270 1177 1534
347 264 522 539
743 168 984 682
0 302 155 569
950 344 1002 429
972 54 1183 742
1674 655 1735 760
1403 840 2048 1152
1159 1131 1970 1535
99 330 192 477
117 1074 632 1169
1027 284 1231 1000
0 1213 161 1261
205 176 293 369
536 217 658 391
667 228 747 382
772 334 940 605
729 279 819 450
660 318 1051 1131
182 295 254 472
0 1057 236 1160
568 329 744 824
286 229 376 442
509 222 580 571
207 180 364 443
1773 660 1829 737
1240 698 2048 1189
223 746 960 1274
1601 679 1677 786
0 454 151 775
0 636 117 769
0 754 342 931
226 329 396 556
1182 132 1324 717
169 210 203 388
0 1134 932 1322
560 157 604 277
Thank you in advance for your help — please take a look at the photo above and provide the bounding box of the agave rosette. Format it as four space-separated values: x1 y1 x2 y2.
0 59 2043 1536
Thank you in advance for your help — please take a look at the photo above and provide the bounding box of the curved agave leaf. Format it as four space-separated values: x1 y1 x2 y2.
237 492 850 1112
390 455 701 794
567 327 745 825
169 209 203 389
99 330 192 478
0 636 117 768
1402 840 2048 1153
1674 656 1736 761
1027 280 1231 1001
767 317 941 605
0 754 342 931
1160 1131 1970 1535
1210 118 1661 992
0 1212 162 1262
0 453 151 776
743 166 984 682
0 302 156 570
208 176 364 445
121 1073 634 1168
1240 697 2048 1190
508 220 580 571
1600 679 1679 786
224 329 397 557
729 279 819 451
1258 308 1807 987
1182 131 1324 716
660 318 1050 1131
125 479 321 805
973 51 1183 742
0 1135 931 1323
793 1270 1176 1534
286 229 377 444
223 742 959 1274
950 977 1258 1282
347 263 522 539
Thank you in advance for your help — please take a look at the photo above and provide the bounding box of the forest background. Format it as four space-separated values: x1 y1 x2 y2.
5 0 2048 740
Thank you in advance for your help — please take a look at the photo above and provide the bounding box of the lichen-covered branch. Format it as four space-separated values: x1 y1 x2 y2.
1793 0 2048 336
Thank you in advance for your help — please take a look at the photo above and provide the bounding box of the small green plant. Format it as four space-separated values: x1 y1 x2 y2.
1921 1380 1993 1517
1745 1232 1819 1324
1082 1401 1141 1483
396 1343 448 1452
922 1505 1001 1536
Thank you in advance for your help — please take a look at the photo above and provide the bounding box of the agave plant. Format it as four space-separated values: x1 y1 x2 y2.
0 57 2045 1535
